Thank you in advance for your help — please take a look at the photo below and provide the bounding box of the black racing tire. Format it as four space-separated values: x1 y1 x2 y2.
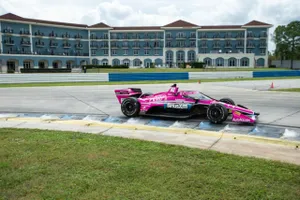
207 103 229 124
121 97 140 117
219 98 235 105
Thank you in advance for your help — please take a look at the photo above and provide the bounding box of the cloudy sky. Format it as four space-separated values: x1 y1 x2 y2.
1 0 300 52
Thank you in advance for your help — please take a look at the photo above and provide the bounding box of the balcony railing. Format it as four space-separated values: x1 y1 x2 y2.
35 41 45 47
235 44 244 48
259 33 268 38
2 29 14 34
62 34 71 38
20 30 31 35
34 31 44 36
62 44 71 48
3 40 14 45
90 35 98 40
259 43 267 48
49 32 58 37
176 36 186 40
75 44 83 49
21 41 31 46
132 45 141 49
90 44 99 49
74 34 83 39
49 42 58 48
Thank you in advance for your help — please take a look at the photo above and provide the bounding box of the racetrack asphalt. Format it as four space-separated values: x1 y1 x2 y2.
1 79 300 128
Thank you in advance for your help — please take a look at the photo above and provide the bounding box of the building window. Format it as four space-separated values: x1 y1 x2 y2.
188 52 195 62
124 49 128 55
102 60 108 65
228 58 236 66
177 51 184 63
133 59 141 66
154 50 159 55
23 61 31 69
66 61 73 68
166 41 171 47
190 32 196 38
241 58 249 66
166 33 172 39
123 60 130 66
111 49 117 55
134 49 139 55
103 49 108 55
176 32 184 38
144 49 149 55
177 41 185 47
91 50 96 56
260 49 266 55
103 33 108 39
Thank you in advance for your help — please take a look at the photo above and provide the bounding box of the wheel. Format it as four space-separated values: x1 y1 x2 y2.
219 98 235 105
121 97 140 117
207 103 229 124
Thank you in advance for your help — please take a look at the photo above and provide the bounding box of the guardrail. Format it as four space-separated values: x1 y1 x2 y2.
0 71 299 84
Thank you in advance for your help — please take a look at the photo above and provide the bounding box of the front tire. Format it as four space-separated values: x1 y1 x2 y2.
207 103 228 124
219 98 235 105
121 97 140 117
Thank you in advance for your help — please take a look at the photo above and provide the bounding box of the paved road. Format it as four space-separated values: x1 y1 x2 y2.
1 79 300 128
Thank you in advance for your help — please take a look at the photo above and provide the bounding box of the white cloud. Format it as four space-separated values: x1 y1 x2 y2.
1 0 299 52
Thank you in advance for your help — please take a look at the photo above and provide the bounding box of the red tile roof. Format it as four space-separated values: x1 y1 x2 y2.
243 20 272 26
0 13 272 30
163 20 199 27
0 13 88 27
89 22 111 28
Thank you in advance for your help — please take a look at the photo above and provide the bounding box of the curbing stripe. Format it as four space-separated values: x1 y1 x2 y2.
2 117 299 147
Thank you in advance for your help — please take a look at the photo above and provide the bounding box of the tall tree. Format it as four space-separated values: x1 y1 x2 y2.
273 21 300 69
286 21 300 69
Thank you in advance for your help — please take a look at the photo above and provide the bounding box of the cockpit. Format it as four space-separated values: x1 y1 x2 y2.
181 91 213 100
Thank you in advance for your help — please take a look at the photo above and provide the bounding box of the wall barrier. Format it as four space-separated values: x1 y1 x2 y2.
253 70 300 78
108 72 189 81
188 71 253 80
0 73 109 84
0 70 299 84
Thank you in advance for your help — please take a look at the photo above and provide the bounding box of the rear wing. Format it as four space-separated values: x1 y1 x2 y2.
114 88 142 103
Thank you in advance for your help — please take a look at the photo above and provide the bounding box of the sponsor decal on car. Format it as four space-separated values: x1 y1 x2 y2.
166 103 189 109
148 95 166 102
232 118 252 122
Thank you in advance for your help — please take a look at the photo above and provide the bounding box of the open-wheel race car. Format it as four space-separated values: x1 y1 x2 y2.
114 84 260 124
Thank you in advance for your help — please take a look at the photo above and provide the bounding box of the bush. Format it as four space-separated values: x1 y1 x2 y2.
20 68 72 73
7 69 15 73
269 65 276 68
190 62 206 68
82 64 129 69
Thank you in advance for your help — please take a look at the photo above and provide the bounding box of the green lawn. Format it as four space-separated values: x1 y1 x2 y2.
1 76 300 88
1 128 300 200
87 67 290 73
272 88 300 92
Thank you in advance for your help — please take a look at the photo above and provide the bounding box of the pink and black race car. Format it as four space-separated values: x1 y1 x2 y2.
114 84 260 124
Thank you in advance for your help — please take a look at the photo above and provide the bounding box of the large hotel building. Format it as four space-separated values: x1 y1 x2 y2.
0 13 272 72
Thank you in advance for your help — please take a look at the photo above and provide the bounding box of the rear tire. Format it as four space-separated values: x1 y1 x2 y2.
121 97 140 117
207 103 228 124
219 98 235 105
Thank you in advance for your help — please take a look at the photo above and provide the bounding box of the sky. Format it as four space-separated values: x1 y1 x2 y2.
1 0 299 52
